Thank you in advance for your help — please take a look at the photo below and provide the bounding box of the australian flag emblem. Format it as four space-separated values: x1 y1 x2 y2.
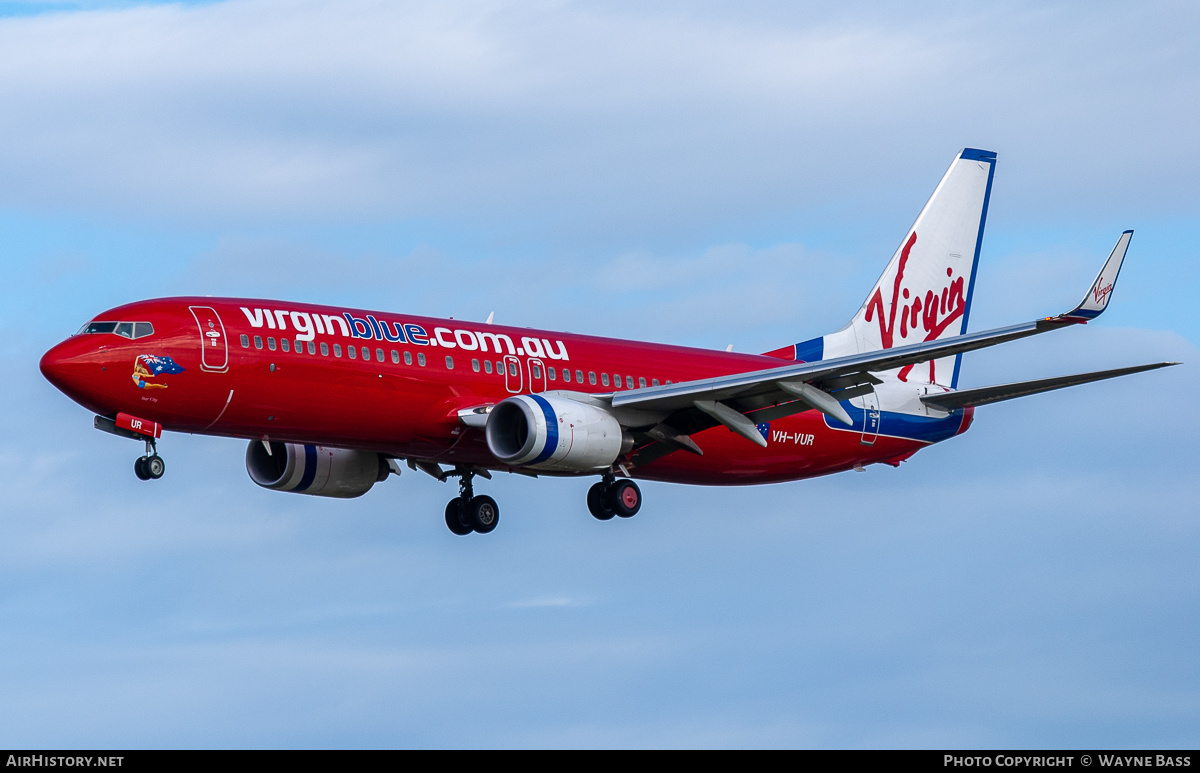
141 354 185 375
132 354 185 389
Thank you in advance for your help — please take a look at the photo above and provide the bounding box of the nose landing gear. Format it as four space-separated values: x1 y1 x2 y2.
93 414 167 481
134 454 165 480
133 438 165 481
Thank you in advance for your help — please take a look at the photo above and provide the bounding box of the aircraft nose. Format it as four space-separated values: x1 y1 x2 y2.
40 340 73 389
40 337 103 401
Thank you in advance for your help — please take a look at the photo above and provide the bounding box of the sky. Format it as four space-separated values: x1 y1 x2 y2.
1 0 1198 749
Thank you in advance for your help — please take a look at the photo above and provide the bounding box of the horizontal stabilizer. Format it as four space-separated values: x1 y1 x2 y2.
920 362 1178 410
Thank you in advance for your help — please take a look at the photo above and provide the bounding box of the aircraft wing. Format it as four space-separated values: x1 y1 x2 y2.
613 231 1137 449
919 362 1177 410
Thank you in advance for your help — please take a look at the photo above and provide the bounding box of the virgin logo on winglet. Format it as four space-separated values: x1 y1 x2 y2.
1092 280 1114 306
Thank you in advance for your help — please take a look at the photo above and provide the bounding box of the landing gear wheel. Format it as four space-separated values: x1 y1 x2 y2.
608 480 641 518
145 455 165 480
587 482 615 520
445 497 473 536
469 495 499 534
134 456 150 480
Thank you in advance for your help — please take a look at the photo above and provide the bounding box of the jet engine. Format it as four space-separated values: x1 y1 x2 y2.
485 394 632 472
246 440 389 498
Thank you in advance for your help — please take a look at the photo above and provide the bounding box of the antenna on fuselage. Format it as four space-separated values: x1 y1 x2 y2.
486 312 495 324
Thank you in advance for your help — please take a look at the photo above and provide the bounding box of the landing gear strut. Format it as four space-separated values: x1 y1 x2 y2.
133 438 165 481
443 468 500 536
587 474 641 520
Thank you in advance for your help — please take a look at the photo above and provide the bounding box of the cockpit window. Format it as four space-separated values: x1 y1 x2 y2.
78 321 154 339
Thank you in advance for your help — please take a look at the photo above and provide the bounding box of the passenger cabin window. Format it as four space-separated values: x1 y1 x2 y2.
612 374 621 389
601 373 610 386
446 356 454 369
240 334 249 348
484 360 492 374
267 337 277 351
508 361 518 376
532 363 541 379
404 351 413 365
472 359 480 372
254 336 263 349
418 353 426 366
391 350 400 364
627 376 635 389
307 341 316 355
281 338 290 352
549 367 556 380
320 342 329 356
348 345 356 359
652 379 659 386
333 344 342 357
562 368 570 382
587 371 596 385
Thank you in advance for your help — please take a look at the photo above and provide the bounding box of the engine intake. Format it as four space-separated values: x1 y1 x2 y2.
485 394 631 472
246 441 388 498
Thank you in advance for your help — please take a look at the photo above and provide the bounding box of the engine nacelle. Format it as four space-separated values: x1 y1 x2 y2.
245 441 388 498
485 394 632 472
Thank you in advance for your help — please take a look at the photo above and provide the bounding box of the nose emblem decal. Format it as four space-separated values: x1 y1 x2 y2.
132 354 186 389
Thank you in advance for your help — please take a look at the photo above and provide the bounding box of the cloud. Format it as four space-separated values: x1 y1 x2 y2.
0 1 1195 238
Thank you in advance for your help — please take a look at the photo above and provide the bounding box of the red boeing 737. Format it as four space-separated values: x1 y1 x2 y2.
40 149 1176 535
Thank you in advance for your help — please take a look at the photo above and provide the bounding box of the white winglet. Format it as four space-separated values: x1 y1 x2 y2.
1067 231 1132 319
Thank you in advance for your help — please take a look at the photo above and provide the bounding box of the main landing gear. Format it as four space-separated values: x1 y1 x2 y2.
133 438 165 481
444 469 499 536
587 475 642 521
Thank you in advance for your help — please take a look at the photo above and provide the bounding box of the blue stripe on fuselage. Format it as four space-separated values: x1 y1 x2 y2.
793 336 824 363
822 402 964 444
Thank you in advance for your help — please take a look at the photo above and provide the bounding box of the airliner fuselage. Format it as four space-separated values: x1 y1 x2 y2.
42 296 961 487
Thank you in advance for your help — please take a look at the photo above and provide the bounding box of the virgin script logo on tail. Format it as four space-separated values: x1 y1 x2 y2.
863 231 966 383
